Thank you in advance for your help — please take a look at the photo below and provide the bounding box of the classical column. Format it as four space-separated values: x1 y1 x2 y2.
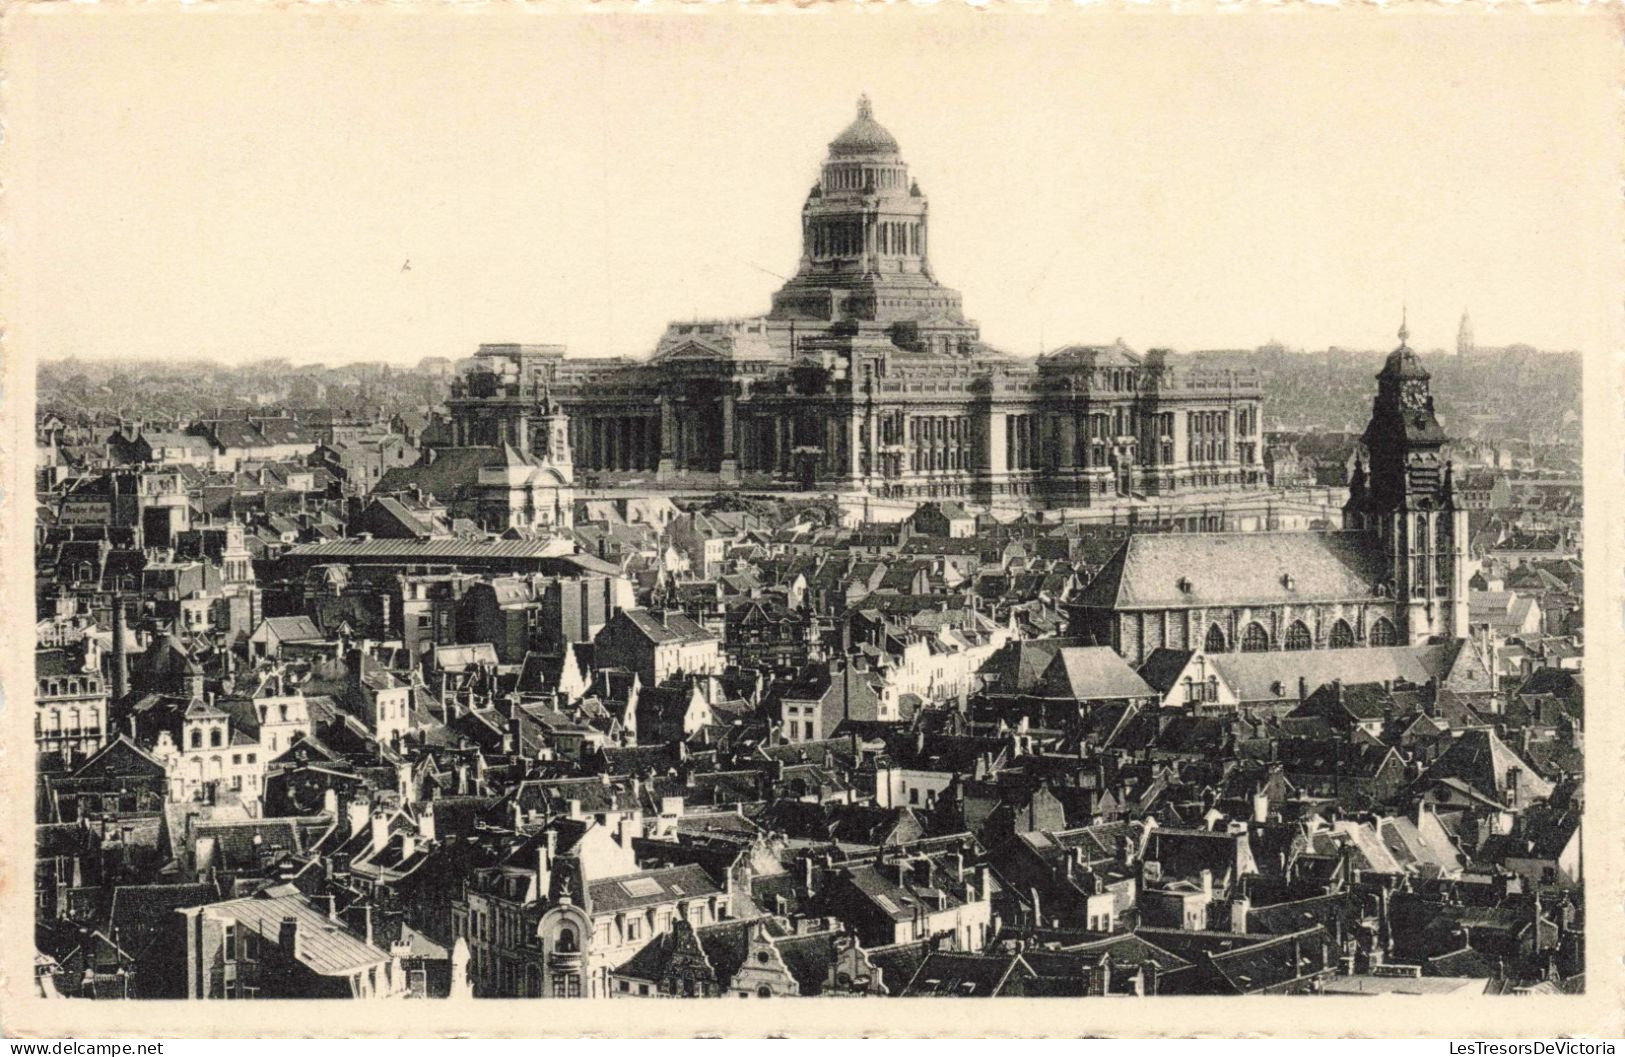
656 399 676 480
719 392 739 482
847 413 864 483
865 410 879 479
1058 413 1077 472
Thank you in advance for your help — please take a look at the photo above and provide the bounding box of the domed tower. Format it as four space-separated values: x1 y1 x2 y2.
1344 314 1468 643
767 96 979 355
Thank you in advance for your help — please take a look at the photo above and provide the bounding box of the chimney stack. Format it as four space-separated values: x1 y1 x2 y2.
111 596 129 701
278 916 299 960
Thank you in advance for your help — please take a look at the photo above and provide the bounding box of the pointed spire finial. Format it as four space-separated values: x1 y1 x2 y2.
857 93 872 120
1398 304 1409 347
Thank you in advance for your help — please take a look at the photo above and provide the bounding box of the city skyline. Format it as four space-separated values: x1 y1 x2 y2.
11 9 1616 367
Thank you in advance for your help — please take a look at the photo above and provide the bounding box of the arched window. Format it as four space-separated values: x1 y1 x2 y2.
210 728 223 748
1284 621 1312 651
556 926 578 954
190 729 203 749
1369 617 1398 647
1328 620 1355 649
757 985 773 998
1240 622 1270 653
1204 624 1228 654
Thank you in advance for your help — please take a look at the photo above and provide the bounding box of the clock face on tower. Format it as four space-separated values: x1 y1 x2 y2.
1401 380 1428 410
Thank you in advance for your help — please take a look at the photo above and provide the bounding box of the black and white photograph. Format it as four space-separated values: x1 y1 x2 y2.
2 4 1616 1040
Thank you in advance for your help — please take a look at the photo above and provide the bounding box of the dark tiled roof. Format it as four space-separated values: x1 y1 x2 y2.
1079 532 1387 610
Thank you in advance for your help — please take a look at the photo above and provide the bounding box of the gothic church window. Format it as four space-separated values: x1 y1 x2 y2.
1369 617 1398 647
1284 622 1312 651
1203 624 1228 653
1328 620 1355 649
1240 623 1270 653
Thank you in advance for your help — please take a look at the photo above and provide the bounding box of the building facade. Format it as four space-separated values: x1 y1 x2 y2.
444 97 1265 506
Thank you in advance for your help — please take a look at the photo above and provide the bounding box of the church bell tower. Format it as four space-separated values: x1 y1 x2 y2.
1343 314 1469 644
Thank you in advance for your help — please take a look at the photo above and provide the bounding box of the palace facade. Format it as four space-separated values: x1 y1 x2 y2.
444 97 1266 505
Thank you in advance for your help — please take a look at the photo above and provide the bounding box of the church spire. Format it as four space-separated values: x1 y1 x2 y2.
1397 304 1409 348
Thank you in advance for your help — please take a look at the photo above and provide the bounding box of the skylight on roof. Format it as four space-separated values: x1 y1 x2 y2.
620 877 664 898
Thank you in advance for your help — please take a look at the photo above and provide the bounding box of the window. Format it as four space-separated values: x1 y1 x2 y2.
1203 624 1228 653
1284 622 1312 651
1240 623 1270 653
210 729 223 748
1369 617 1398 647
191 730 203 749
1328 620 1355 649
757 986 774 998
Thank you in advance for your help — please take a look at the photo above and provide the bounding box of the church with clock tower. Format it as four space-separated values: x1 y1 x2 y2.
1071 318 1471 665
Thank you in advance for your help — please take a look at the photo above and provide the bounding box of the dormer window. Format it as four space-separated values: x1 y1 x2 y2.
1281 574 1295 591
1177 577 1192 594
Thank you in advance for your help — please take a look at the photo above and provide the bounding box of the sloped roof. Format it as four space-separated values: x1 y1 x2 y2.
1077 532 1387 610
1207 645 1458 704
195 893 386 976
587 863 721 913
1037 646 1156 701
1424 730 1554 808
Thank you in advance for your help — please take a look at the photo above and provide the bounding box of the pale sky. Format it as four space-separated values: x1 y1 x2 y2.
9 7 1618 365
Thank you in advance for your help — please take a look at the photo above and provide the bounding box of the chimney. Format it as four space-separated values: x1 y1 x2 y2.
1297 676 1307 703
1252 791 1269 825
537 840 554 898
347 800 369 838
111 597 129 701
322 788 339 819
567 798 583 820
370 809 390 855
397 762 414 805
194 836 218 877
417 801 436 842
1230 896 1250 934
1199 869 1212 900
400 833 417 860
278 916 300 960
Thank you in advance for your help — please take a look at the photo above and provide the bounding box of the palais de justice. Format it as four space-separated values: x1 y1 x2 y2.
444 97 1265 505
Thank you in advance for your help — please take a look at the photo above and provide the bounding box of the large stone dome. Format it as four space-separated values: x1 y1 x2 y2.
829 95 900 157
